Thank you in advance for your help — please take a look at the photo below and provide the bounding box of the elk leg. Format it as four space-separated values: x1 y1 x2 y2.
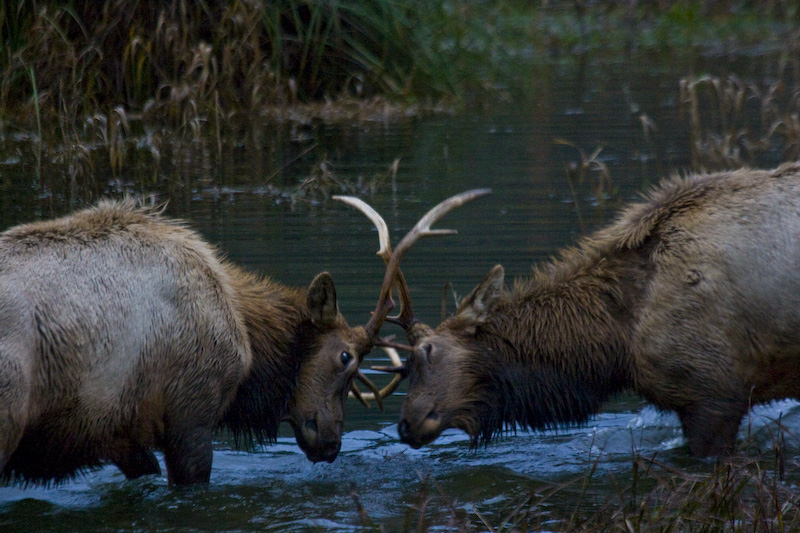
110 444 161 479
0 359 27 476
0 425 23 477
163 423 214 485
677 402 745 457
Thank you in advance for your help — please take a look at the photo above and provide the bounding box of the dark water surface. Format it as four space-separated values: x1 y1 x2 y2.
2 58 800 531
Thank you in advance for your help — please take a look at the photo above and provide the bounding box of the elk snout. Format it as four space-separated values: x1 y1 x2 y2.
294 413 342 463
398 409 442 449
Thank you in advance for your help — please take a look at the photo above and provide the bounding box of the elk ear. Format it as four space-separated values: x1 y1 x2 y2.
456 265 504 325
307 272 339 328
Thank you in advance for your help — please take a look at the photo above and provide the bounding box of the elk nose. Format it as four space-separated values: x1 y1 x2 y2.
302 419 341 463
398 418 426 449
304 418 319 435
398 419 412 442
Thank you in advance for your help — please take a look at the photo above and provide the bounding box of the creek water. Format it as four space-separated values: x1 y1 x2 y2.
1 55 799 531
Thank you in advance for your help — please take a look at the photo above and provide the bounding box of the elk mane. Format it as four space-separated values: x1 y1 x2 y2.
220 267 308 448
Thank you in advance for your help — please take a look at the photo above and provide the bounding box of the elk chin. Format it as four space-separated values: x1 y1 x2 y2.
287 412 342 463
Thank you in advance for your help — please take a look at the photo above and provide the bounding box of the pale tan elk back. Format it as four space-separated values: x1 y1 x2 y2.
0 200 251 431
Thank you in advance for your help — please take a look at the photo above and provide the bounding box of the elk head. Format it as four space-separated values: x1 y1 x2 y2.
284 271 372 463
397 265 506 448
333 190 491 419
224 270 374 465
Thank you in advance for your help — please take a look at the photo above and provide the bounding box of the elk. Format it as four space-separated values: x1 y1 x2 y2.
0 199 373 486
0 192 485 486
355 163 800 457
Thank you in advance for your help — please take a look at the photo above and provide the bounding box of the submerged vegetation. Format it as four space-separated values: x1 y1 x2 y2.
353 434 800 532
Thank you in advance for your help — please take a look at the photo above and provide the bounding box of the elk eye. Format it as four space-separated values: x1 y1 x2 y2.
340 351 354 366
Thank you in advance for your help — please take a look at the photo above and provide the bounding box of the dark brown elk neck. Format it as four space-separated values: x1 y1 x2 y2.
228 267 309 359
220 265 309 446
468 252 643 442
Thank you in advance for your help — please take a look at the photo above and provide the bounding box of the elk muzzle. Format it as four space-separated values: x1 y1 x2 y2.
290 408 343 463
398 409 443 449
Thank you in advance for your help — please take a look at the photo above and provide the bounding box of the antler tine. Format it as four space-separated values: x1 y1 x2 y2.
332 196 392 262
356 370 384 411
386 269 416 330
362 188 491 338
334 194 396 334
346 347 405 408
368 346 406 401
336 195 407 407
349 383 370 408
333 195 422 331
375 334 415 353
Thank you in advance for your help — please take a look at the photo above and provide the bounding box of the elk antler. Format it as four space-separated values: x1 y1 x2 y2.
336 189 491 407
332 195 415 335
334 195 407 408
348 346 405 409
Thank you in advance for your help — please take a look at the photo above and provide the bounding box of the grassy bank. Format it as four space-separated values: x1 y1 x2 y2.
0 1 799 216
1 1 798 136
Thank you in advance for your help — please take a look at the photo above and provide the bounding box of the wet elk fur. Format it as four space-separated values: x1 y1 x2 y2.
0 200 369 485
399 162 800 457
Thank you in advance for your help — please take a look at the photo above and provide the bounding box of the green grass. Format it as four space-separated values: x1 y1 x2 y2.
2 1 798 139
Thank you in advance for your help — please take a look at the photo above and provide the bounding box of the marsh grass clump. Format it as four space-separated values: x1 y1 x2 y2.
477 453 800 532
2 2 800 208
363 427 800 532
0 1 458 135
4 1 796 140
680 29 800 172
575 454 800 531
0 0 471 201
288 156 398 207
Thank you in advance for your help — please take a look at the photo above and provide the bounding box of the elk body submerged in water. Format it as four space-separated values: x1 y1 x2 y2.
0 200 376 486
354 163 800 457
